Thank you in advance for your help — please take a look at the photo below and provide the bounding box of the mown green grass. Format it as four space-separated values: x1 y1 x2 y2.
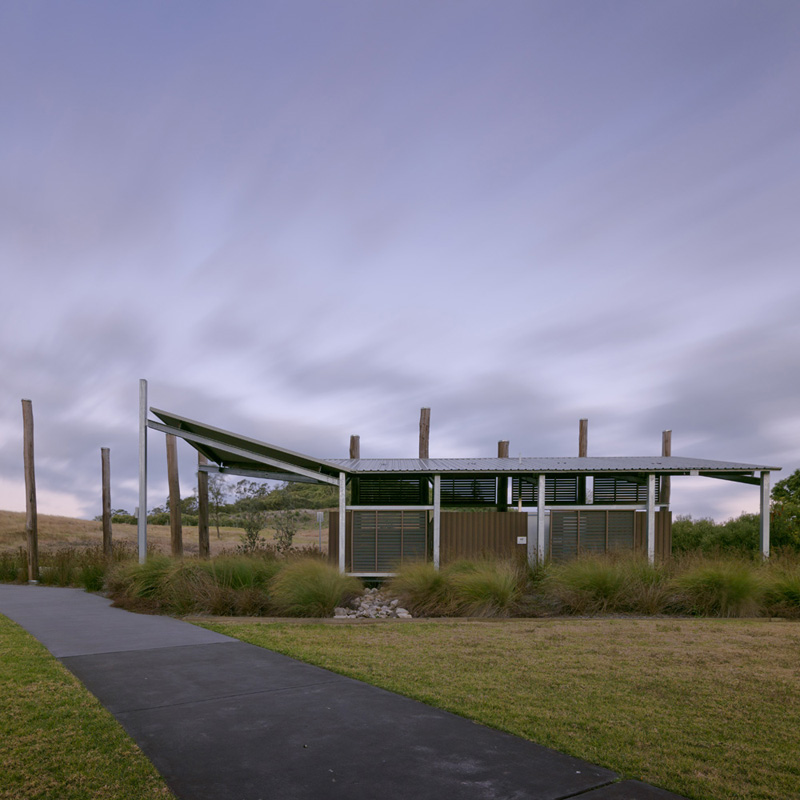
0 614 173 800
199 617 800 800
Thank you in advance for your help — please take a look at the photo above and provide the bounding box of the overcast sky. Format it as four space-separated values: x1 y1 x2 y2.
2 0 798 523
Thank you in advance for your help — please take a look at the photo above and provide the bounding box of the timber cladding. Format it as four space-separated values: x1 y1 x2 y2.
440 511 527 564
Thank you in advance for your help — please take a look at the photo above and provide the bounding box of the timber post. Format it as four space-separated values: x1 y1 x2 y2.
419 408 430 459
101 447 112 558
166 433 183 558
497 440 509 512
661 430 672 505
21 399 39 582
578 418 588 502
197 453 210 559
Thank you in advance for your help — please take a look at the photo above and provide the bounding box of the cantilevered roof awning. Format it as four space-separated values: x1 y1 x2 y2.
147 408 779 488
148 408 347 486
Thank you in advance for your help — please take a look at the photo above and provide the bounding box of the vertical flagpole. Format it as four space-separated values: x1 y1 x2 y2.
138 379 148 564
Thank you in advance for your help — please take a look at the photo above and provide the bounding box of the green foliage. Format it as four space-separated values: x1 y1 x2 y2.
672 513 760 554
271 508 301 552
0 548 27 583
771 468 800 550
269 559 361 617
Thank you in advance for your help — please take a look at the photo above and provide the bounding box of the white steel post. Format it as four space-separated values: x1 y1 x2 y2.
137 379 148 564
338 472 346 573
646 473 656 563
537 474 546 562
760 471 771 559
433 475 441 570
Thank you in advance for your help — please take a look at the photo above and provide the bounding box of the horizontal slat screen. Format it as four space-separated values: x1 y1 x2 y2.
351 510 428 572
593 477 659 504
440 477 497 505
357 477 429 504
511 476 579 505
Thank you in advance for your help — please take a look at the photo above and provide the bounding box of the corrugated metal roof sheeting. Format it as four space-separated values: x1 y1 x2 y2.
328 456 778 474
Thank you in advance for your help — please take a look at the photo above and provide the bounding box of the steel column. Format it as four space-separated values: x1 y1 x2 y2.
760 471 771 559
536 474 546 562
338 472 346 573
646 473 656 563
433 475 441 569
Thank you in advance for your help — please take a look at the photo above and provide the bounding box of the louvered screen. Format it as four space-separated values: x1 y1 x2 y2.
351 510 428 572
581 512 607 553
607 511 634 551
593 477 659 504
550 512 579 559
358 477 428 504
550 510 637 559
440 477 497 505
511 476 579 505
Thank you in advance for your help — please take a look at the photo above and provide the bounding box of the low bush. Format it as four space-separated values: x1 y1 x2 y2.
270 558 361 617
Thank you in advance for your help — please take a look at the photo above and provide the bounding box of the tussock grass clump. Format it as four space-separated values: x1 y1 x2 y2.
0 548 27 583
388 561 455 616
446 560 523 616
542 556 628 614
673 557 763 617
761 559 800 618
270 558 361 617
389 559 524 617
539 554 673 615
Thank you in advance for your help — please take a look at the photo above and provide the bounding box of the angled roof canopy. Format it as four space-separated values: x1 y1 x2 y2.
148 408 779 487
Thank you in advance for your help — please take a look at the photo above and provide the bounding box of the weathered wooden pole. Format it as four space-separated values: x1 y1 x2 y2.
21 399 39 582
166 433 183 558
197 453 210 559
419 408 430 459
497 440 509 512
661 430 672 505
101 447 112 558
578 419 588 503
579 419 588 458
349 435 360 459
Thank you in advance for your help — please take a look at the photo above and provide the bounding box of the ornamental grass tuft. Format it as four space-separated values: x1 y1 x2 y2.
446 560 523 617
269 558 361 617
673 557 763 617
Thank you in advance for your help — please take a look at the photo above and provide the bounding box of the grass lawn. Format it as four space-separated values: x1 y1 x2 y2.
0 613 173 800
199 617 800 800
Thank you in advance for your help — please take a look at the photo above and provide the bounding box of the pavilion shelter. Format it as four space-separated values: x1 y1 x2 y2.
146 408 779 576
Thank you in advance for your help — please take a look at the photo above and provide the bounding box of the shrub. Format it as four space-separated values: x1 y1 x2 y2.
270 558 361 617
446 560 523 617
673 558 763 617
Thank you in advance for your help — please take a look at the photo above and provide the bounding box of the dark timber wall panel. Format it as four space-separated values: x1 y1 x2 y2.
440 512 527 564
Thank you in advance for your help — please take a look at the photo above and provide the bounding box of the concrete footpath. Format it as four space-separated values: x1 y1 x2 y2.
0 584 687 800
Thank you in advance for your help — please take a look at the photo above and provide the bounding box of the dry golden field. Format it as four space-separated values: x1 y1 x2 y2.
0 510 329 556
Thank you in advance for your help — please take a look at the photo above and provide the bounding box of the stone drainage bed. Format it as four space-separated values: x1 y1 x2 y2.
334 587 413 619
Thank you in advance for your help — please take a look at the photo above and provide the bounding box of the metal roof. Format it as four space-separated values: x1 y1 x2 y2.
148 408 345 486
147 408 779 486
328 456 779 475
